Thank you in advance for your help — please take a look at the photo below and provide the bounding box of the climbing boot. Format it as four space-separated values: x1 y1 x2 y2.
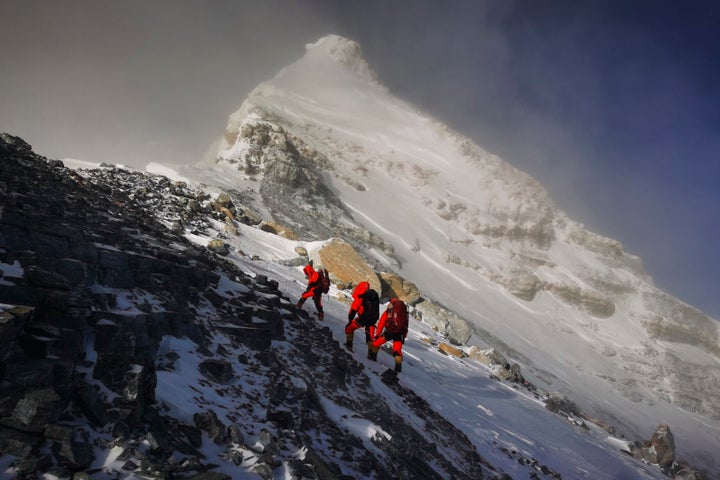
295 298 305 309
394 354 402 373
318 310 324 320
344 334 353 351
367 346 378 361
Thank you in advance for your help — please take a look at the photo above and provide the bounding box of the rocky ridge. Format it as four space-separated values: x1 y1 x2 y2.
0 133 502 479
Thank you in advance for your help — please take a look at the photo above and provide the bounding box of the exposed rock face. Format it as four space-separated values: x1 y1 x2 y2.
549 285 616 318
625 292 720 421
490 269 616 317
0 133 283 476
468 213 556 249
490 270 544 302
219 110 400 271
567 226 645 276
643 291 720 356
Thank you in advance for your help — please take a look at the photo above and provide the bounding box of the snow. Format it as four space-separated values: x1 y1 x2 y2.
318 395 392 454
0 260 23 277
111 198 659 479
0 260 23 286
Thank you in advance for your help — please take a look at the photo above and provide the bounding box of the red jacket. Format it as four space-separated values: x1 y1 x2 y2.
347 281 369 322
304 264 320 293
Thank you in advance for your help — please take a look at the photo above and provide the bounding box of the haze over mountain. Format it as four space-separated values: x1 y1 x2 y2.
170 34 720 474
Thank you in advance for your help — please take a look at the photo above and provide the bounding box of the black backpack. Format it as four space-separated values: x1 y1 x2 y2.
358 289 380 326
318 268 330 294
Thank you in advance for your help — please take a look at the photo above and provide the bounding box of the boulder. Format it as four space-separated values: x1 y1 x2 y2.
199 359 235 384
415 299 472 345
438 343 465 358
194 410 228 445
52 439 95 470
0 305 33 362
544 395 581 417
259 220 298 240
213 192 236 214
311 238 380 292
467 347 507 367
633 424 676 468
10 388 67 433
379 272 422 304
207 239 230 255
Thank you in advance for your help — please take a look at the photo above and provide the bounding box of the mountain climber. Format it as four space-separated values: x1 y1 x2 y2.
344 281 380 352
368 298 409 372
296 263 324 320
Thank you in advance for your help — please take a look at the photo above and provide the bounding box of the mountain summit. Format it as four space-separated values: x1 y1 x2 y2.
211 35 720 472
302 34 379 82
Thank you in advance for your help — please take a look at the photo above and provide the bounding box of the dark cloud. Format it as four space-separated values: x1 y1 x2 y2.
1 0 718 318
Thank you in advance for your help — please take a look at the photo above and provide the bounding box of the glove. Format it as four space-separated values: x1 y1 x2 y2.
347 310 356 322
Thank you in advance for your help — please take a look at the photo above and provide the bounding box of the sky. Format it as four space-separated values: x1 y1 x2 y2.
1 0 718 319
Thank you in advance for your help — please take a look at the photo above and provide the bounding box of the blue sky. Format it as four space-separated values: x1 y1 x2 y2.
1 0 718 318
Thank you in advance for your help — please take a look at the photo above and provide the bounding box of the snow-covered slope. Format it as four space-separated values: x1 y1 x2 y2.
156 224 673 480
176 34 719 474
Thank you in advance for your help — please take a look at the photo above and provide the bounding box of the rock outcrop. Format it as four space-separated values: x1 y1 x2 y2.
379 272 422 305
310 238 381 292
631 424 676 468
414 299 472 345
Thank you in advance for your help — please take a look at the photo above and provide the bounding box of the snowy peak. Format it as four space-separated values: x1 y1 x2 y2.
303 34 378 82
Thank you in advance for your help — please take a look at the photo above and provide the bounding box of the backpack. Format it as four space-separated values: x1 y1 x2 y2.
318 268 330 294
385 299 408 333
358 289 380 326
